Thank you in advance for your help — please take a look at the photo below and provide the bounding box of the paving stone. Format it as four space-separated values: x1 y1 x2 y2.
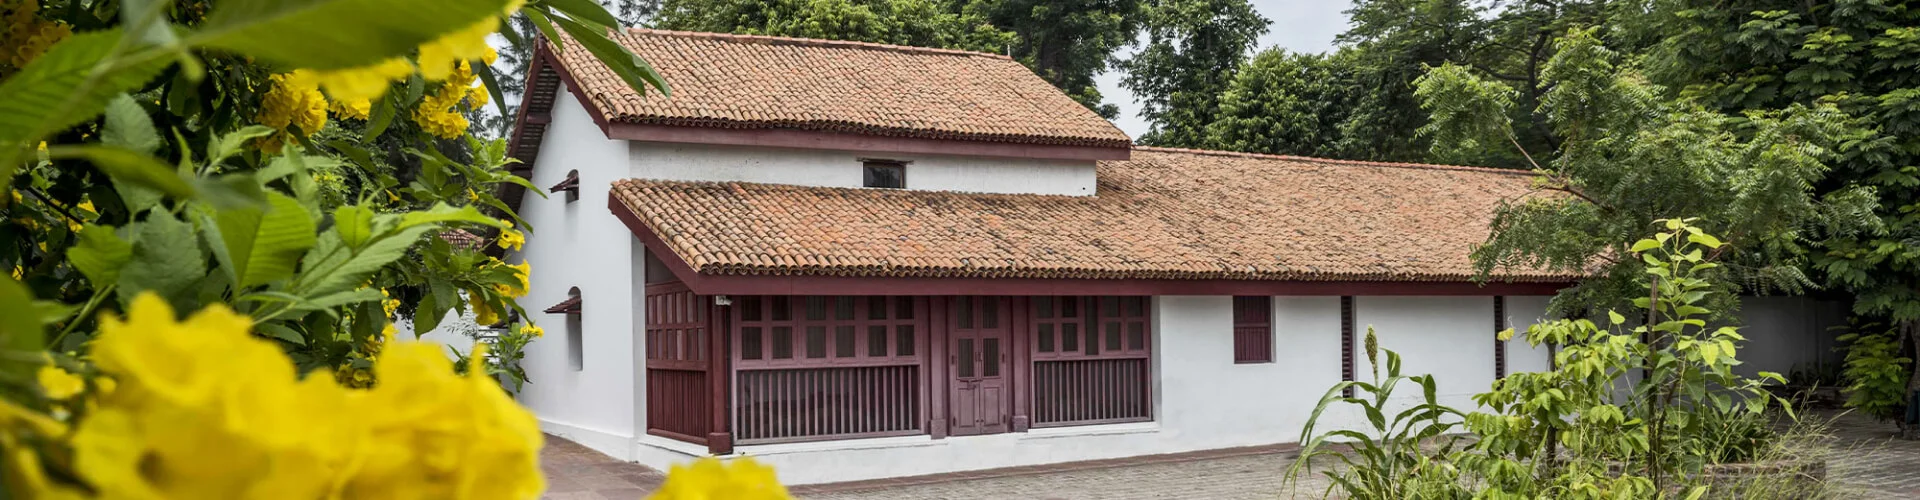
538 410 1920 499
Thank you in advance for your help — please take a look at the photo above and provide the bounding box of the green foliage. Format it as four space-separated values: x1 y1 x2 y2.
1287 327 1470 499
1118 0 1266 147
2 0 658 391
652 0 1153 118
1419 27 1877 316
1835 322 1913 428
1646 0 1920 423
1202 49 1358 158
973 0 1142 118
1294 221 1802 498
654 0 1016 53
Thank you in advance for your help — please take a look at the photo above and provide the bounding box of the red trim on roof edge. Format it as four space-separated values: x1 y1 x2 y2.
608 123 1130 161
608 193 1570 297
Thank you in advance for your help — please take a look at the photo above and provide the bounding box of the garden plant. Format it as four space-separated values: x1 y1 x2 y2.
1290 220 1828 499
0 0 789 497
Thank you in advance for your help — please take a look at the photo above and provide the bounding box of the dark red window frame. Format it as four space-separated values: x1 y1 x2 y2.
1341 296 1355 398
731 296 924 368
1233 296 1273 364
1030 296 1150 360
1494 296 1508 379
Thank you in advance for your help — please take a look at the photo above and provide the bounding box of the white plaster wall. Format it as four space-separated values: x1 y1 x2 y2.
628 142 1098 196
1354 296 1498 411
514 84 646 460
1503 296 1556 374
1734 296 1846 381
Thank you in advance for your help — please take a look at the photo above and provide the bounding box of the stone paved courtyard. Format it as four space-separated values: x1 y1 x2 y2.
540 410 1920 499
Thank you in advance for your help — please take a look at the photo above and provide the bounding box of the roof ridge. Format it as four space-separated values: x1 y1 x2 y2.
1131 146 1534 176
623 28 1016 60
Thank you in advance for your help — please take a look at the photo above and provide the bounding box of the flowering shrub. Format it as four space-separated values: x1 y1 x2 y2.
0 0 681 497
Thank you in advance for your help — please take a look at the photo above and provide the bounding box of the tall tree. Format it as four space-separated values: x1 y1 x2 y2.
969 0 1143 118
653 0 1014 51
1205 49 1362 158
1419 28 1878 317
482 0 663 138
1120 0 1268 147
1647 0 1920 434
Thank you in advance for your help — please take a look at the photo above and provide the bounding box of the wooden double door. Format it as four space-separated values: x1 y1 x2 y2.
948 296 1011 436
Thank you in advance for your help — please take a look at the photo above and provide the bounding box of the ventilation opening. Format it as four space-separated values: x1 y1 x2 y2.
862 160 906 189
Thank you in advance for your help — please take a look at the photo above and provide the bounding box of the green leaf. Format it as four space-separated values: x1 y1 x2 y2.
210 126 277 163
67 225 134 286
50 145 196 200
541 0 621 30
257 322 307 345
0 29 172 175
102 94 161 154
363 94 396 139
193 0 513 70
192 173 270 210
1686 232 1724 249
473 58 511 119
215 192 317 288
397 203 506 230
118 211 207 307
1628 238 1661 253
334 205 375 248
293 225 437 298
1607 310 1626 325
548 13 669 96
0 278 42 352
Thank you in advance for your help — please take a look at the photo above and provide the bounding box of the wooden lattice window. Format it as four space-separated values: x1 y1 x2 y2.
1341 296 1355 397
733 296 921 368
1233 296 1273 363
1031 296 1149 360
1494 296 1508 379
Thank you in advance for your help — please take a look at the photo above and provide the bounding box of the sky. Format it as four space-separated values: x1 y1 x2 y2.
1093 0 1353 139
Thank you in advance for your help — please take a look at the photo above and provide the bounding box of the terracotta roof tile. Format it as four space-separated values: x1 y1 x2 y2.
550 29 1131 148
610 147 1576 283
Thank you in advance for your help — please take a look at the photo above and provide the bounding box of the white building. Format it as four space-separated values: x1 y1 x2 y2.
502 29 1842 485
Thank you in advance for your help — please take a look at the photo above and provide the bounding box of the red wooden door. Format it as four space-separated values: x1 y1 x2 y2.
948 296 1010 436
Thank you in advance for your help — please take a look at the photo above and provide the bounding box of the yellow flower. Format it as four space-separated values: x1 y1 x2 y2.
9 19 70 68
9 266 20 280
258 72 329 139
418 18 498 81
74 293 545 499
648 457 792 500
497 229 525 252
37 362 84 400
517 324 543 338
68 199 94 233
481 46 499 66
329 97 372 121
304 57 413 103
468 84 491 108
470 294 500 325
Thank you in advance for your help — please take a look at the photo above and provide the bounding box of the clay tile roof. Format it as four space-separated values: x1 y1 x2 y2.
438 229 486 250
548 28 1132 148
609 147 1579 283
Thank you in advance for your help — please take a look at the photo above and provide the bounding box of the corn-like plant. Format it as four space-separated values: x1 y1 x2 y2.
1286 326 1470 499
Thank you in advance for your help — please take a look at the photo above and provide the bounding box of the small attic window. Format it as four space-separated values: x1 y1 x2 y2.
862 160 906 189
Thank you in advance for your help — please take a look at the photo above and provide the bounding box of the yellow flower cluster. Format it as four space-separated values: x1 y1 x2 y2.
36 361 83 401
305 57 413 104
56 294 545 499
517 324 544 338
257 72 329 152
648 457 793 500
382 289 402 318
492 259 530 298
413 56 495 139
1 0 69 72
498 227 525 251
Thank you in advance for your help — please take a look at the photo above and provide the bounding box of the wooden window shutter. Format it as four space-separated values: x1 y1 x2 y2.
1341 296 1355 397
1232 296 1272 363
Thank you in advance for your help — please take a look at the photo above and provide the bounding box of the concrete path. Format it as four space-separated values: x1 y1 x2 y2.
538 410 1920 499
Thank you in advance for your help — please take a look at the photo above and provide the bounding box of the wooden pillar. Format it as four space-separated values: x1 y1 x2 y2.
928 297 949 439
1010 296 1031 432
706 298 733 455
